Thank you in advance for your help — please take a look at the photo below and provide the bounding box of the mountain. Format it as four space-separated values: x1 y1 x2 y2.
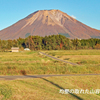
0 9 100 40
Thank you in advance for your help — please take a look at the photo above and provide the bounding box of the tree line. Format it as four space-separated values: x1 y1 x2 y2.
0 35 100 51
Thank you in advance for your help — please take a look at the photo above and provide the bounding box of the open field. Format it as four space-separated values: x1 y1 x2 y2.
0 50 100 75
0 76 100 100
0 50 100 99
44 50 100 74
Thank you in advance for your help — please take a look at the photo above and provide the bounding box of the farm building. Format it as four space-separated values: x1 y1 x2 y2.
11 47 19 52
24 48 30 51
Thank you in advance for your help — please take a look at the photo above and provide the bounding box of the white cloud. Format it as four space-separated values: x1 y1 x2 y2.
71 15 76 19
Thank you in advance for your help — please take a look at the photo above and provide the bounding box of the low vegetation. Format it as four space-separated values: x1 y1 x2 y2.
0 50 100 75
0 76 100 100
0 49 100 99
0 84 12 100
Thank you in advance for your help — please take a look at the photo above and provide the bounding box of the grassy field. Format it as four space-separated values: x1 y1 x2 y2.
0 76 100 100
44 50 100 74
0 50 100 100
0 50 100 75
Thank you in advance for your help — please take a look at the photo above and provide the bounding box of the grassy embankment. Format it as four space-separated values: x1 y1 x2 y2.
0 50 100 75
0 76 100 100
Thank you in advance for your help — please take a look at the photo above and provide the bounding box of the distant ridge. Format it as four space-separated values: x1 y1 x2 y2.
0 9 100 40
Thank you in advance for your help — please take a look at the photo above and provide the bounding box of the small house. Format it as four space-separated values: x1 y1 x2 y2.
11 47 19 52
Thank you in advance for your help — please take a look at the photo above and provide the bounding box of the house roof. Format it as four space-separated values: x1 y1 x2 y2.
24 48 30 50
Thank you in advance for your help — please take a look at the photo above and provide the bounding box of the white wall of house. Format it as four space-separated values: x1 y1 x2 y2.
11 47 19 52
12 49 19 52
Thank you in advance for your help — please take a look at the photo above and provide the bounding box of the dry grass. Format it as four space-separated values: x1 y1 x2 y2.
0 50 100 75
0 76 100 100
0 50 100 99
44 49 100 55
44 50 100 74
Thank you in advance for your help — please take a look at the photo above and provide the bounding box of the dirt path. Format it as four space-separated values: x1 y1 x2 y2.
39 52 78 66
0 74 100 80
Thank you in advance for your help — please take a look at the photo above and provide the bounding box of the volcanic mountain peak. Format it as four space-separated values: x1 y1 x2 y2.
24 9 75 27
0 9 100 40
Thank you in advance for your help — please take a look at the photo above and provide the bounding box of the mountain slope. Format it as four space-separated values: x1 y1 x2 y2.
0 10 100 40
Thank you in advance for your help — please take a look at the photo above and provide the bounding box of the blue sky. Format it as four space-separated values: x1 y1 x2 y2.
0 0 100 30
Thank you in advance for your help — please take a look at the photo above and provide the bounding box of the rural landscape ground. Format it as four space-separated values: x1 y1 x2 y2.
0 50 100 99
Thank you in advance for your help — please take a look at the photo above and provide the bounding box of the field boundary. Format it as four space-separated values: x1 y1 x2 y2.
39 52 78 66
0 74 100 80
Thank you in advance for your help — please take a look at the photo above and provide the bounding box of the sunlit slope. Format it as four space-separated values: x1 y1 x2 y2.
0 10 100 40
